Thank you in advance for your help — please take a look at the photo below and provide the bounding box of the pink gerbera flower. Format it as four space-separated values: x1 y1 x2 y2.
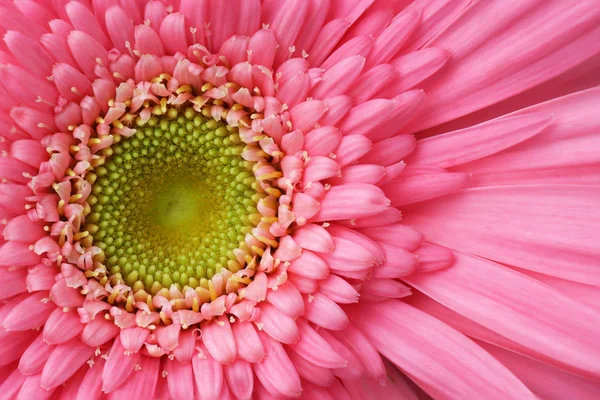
1 0 599 399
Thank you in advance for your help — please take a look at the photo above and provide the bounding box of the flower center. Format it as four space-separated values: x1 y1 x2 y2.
88 108 258 294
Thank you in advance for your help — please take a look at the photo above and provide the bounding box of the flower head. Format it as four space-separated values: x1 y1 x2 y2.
1 0 599 399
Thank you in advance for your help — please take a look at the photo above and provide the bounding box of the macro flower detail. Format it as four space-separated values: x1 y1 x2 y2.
1 0 599 399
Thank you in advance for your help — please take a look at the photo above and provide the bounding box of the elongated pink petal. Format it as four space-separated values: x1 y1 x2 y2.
224 359 254 400
409 113 552 168
303 292 348 330
287 349 336 387
105 6 134 53
307 18 351 67
331 323 386 383
318 274 360 304
289 319 346 369
383 47 451 96
404 0 600 132
253 332 302 398
41 338 94 389
18 335 54 376
81 315 120 347
107 356 160 399
3 292 54 331
367 8 420 68
265 281 304 318
351 300 536 399
270 0 308 66
404 251 600 379
167 359 195 400
404 185 600 285
75 357 104 400
311 55 366 99
231 321 265 363
159 13 188 55
287 250 330 279
383 171 470 207
4 31 54 77
102 337 141 393
192 348 223 400
42 307 83 345
477 341 600 400
313 183 390 222
202 316 237 364
256 303 299 344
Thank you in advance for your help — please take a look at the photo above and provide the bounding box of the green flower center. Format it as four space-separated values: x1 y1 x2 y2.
87 107 259 294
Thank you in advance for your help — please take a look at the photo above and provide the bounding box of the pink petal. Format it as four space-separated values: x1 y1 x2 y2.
331 323 386 383
313 183 390 222
266 281 304 318
318 274 360 304
408 113 552 168
311 55 366 99
289 319 347 369
166 359 195 400
404 185 600 285
3 292 54 331
382 171 470 206
231 321 265 363
202 316 237 364
65 1 111 48
18 334 54 376
287 349 336 387
403 251 600 380
134 25 165 56
41 338 94 389
307 18 351 67
366 8 420 68
478 341 600 400
287 250 330 279
102 337 141 393
351 300 536 399
75 357 104 400
105 6 134 53
224 359 254 400
81 315 120 347
413 243 455 272
292 223 334 253
404 0 600 132
4 30 54 77
159 13 188 55
42 307 83 345
383 47 451 96
192 348 223 400
253 332 302 398
303 292 348 330
107 356 160 399
255 303 299 345
357 224 424 251
270 0 308 66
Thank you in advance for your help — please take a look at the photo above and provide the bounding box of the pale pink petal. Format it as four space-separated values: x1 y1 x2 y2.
192 348 223 400
404 0 600 132
351 300 536 399
253 332 302 398
166 359 195 400
255 303 299 345
288 319 347 369
403 251 600 379
404 185 600 285
224 359 254 400
303 292 348 330
202 316 237 364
